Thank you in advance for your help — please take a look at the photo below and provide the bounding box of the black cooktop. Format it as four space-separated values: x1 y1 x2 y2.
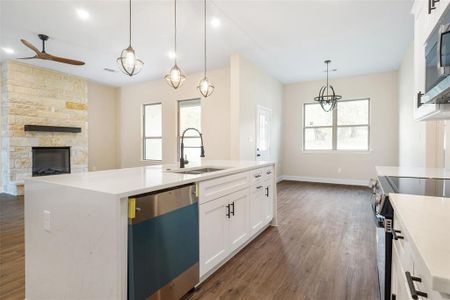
386 176 450 197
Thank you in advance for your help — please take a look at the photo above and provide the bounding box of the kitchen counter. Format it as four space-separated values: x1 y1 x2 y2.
389 193 450 295
376 166 450 179
25 160 274 198
24 160 276 300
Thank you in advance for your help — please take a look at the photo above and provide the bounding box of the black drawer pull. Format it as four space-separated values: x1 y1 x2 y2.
393 229 404 240
405 271 428 299
256 185 263 189
231 201 235 216
266 171 272 175
226 204 231 219
265 187 269 197
255 174 262 178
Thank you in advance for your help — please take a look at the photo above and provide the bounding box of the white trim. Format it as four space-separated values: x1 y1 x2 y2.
276 176 283 183
280 175 369 187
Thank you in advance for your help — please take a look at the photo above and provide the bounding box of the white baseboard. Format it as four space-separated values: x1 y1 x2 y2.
279 175 369 187
276 176 283 183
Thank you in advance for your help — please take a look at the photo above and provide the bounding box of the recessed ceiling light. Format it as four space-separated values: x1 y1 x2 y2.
168 50 177 59
76 8 90 21
211 17 221 28
2 47 15 54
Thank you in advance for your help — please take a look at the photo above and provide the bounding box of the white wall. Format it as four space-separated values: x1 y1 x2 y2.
118 67 230 167
282 71 399 184
87 81 119 171
230 54 283 176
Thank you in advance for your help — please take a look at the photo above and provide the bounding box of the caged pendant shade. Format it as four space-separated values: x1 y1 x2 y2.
116 0 143 77
197 0 214 97
164 0 186 89
314 60 341 112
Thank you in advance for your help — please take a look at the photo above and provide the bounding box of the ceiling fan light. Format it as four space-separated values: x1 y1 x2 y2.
197 77 214 97
164 64 186 89
116 46 143 76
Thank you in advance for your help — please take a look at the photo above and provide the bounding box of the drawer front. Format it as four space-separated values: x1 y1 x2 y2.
199 172 250 204
393 213 414 274
251 166 274 185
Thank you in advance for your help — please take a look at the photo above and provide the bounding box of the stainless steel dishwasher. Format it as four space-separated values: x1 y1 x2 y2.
127 183 199 300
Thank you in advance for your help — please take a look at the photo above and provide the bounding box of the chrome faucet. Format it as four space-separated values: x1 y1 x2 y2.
180 128 205 168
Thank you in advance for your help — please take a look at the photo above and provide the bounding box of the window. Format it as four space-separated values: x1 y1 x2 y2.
178 99 202 162
303 99 370 151
143 103 162 160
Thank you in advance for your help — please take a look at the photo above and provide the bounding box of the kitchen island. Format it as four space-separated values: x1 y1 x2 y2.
24 160 276 299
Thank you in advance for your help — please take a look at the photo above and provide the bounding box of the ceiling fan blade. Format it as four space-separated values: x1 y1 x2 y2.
47 54 85 66
18 56 38 60
20 39 42 55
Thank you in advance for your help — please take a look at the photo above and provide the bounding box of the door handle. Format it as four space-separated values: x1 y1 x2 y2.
405 271 428 299
265 186 269 197
226 204 231 219
256 185 263 189
231 202 235 216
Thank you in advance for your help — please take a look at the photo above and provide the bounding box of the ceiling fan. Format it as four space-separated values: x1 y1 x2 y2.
20 34 85 66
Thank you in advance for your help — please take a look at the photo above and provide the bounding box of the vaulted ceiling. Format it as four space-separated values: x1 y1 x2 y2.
0 0 414 86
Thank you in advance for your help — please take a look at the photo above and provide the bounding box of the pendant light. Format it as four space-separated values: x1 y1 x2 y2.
164 0 186 89
116 0 143 77
314 60 342 112
197 0 214 97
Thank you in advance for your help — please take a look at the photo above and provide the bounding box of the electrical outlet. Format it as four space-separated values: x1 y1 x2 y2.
43 210 51 232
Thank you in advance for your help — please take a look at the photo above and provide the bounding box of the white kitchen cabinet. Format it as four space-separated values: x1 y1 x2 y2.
199 194 230 276
250 184 266 235
199 166 276 279
199 188 251 277
228 189 251 253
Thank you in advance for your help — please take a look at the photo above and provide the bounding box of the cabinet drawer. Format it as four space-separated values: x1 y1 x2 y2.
251 166 274 185
392 214 414 274
199 172 250 204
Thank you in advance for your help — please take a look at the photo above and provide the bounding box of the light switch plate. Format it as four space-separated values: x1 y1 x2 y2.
43 210 51 232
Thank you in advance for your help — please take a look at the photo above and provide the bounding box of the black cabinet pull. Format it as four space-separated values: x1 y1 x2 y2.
226 204 231 219
392 229 404 240
255 174 262 178
266 171 272 175
405 271 428 299
265 186 269 197
256 185 263 189
231 202 235 216
428 0 439 14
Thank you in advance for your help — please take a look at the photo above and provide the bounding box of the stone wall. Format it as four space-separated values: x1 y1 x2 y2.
1 61 88 194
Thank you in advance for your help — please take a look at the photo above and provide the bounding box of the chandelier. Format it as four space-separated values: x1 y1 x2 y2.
314 60 341 112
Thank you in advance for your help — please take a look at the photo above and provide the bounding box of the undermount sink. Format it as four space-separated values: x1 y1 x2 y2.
169 167 227 175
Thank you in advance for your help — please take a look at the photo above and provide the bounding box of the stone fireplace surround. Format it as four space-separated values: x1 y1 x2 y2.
1 61 88 195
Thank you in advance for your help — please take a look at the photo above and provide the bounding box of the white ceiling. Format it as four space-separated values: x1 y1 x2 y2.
0 0 414 86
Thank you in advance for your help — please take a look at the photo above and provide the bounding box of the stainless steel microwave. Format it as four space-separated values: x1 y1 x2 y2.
422 7 450 105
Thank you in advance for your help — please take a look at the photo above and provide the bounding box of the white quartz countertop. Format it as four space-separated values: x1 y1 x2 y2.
376 166 450 179
25 160 275 198
389 193 450 294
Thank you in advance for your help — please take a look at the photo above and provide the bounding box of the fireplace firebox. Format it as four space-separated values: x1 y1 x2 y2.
32 147 71 176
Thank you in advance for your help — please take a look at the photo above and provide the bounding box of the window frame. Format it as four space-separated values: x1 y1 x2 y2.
302 98 371 152
177 98 202 161
143 102 163 161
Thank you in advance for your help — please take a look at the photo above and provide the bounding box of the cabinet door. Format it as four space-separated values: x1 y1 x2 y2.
263 179 274 224
250 185 265 235
228 188 250 253
199 196 229 277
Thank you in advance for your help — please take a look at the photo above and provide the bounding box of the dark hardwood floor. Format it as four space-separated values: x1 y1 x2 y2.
0 194 24 300
0 181 379 300
188 181 379 300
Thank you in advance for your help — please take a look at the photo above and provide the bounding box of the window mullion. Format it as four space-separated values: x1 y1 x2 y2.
332 106 337 150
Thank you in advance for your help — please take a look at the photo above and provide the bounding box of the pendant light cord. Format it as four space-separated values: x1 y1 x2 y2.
174 0 177 63
129 0 132 47
204 0 207 77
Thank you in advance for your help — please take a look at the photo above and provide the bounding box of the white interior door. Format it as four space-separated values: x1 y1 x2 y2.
256 106 272 161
